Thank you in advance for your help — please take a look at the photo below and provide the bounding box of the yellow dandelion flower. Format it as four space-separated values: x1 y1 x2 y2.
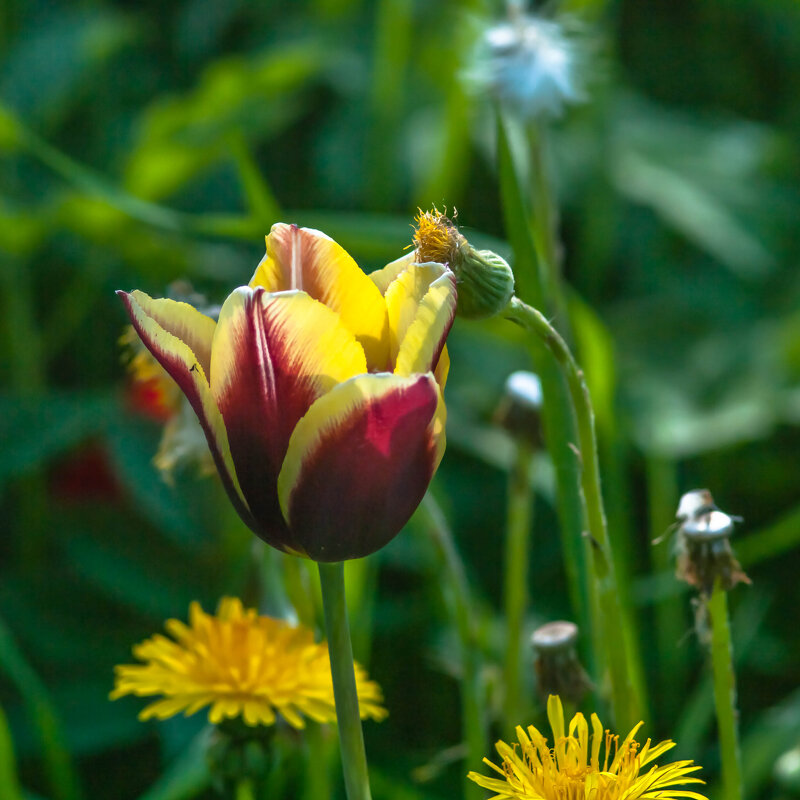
468 695 708 800
412 207 464 265
110 597 388 729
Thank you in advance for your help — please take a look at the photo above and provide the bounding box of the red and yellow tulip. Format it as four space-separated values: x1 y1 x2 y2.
118 224 456 561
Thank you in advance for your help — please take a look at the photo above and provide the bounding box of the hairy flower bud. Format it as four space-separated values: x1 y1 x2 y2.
455 246 516 320
412 209 515 319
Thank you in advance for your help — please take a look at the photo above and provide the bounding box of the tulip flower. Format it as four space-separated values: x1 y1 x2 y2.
118 223 456 561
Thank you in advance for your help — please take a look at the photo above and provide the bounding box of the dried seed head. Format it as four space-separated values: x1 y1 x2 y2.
676 504 750 596
467 12 586 121
494 371 543 445
531 620 592 705
676 489 717 522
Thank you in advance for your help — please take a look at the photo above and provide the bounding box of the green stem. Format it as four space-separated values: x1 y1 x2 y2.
527 124 569 332
420 494 485 800
708 582 743 800
318 562 372 800
496 112 589 636
502 296 639 730
502 441 535 735
302 722 335 800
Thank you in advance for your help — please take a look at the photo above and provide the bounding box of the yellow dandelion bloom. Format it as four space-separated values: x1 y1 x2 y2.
111 597 388 729
468 695 708 800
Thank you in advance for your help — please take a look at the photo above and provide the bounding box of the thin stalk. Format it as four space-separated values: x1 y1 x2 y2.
318 562 372 800
302 722 334 800
496 112 589 635
707 582 743 800
420 494 485 800
502 440 535 735
502 297 639 730
527 124 569 331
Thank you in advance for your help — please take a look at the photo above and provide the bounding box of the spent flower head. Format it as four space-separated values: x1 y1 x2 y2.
111 597 387 728
468 8 586 121
674 490 750 596
495 370 544 446
531 621 591 706
468 695 708 800
412 208 515 319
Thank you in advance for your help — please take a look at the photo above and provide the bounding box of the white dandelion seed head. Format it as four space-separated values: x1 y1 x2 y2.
469 12 586 120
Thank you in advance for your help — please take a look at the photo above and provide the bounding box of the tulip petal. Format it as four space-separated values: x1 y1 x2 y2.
249 223 391 369
210 286 367 554
277 373 443 561
117 290 255 529
368 252 414 296
384 262 457 377
434 344 450 391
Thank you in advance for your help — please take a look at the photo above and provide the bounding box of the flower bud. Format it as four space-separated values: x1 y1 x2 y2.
412 208 515 319
531 620 592 706
454 245 516 320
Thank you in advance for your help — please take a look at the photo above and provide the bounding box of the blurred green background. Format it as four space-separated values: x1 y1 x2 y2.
2 0 800 798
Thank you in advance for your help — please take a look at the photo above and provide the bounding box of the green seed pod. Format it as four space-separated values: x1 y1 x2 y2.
453 244 515 320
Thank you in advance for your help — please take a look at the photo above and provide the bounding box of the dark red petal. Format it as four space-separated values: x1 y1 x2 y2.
278 373 442 561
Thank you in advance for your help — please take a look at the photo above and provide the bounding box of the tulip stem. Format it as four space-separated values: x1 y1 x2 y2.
502 296 639 730
503 440 535 735
707 581 743 800
318 561 372 800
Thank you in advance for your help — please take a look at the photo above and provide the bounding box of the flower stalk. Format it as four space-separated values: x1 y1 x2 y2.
496 112 589 639
503 439 535 734
318 561 372 800
707 580 744 800
502 296 639 730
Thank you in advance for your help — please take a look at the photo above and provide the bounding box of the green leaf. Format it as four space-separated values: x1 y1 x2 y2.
736 503 800 568
0 705 24 800
0 615 82 800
